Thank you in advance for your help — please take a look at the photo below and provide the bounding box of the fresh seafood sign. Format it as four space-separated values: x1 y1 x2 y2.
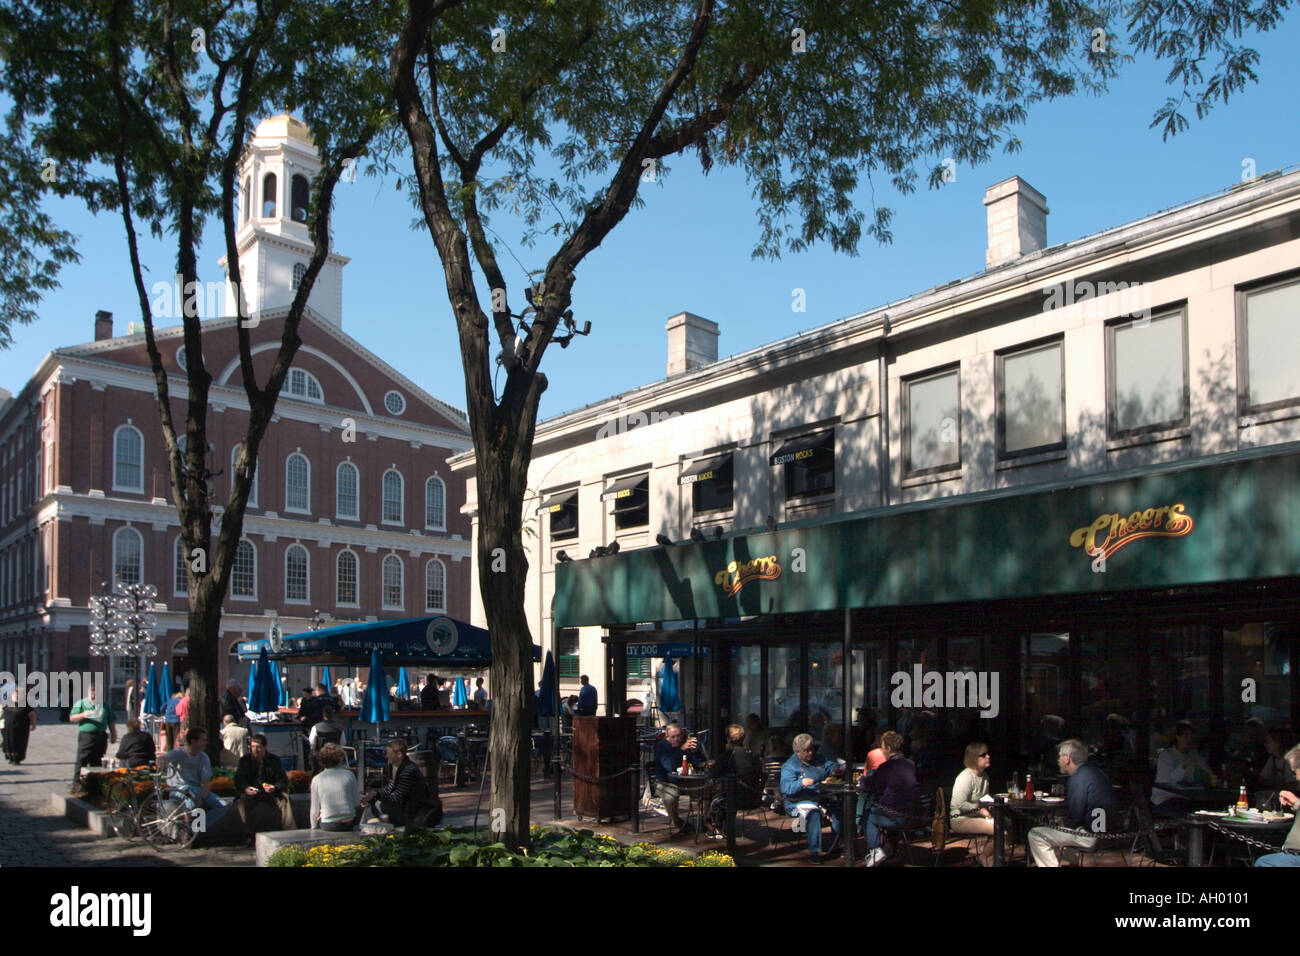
714 555 781 596
1069 502 1194 561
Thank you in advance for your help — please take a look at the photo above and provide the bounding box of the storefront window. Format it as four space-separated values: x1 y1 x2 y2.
768 645 801 737
730 646 762 729
1021 631 1069 767
1079 629 1142 771
1145 625 1216 762
1223 622 1293 776
808 642 844 735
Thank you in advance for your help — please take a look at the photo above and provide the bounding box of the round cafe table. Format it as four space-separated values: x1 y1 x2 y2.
990 796 1068 866
1184 811 1293 866
667 772 711 840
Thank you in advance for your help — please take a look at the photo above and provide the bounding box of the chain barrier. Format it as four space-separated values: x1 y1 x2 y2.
1205 821 1297 854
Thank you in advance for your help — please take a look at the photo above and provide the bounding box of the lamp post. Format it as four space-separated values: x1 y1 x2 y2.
88 581 158 708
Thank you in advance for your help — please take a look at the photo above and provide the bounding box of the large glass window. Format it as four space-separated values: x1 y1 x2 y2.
382 554 403 608
904 367 961 475
285 453 310 512
998 340 1065 456
336 462 359 519
1108 310 1188 436
768 645 802 735
603 474 648 531
808 642 844 732
286 368 323 402
174 537 188 596
231 539 256 598
382 469 404 524
730 646 762 729
112 527 142 586
113 425 144 492
1022 631 1070 768
542 490 578 541
681 455 734 512
772 432 834 500
285 544 309 602
425 477 446 529
336 550 358 606
424 558 445 612
1239 277 1300 413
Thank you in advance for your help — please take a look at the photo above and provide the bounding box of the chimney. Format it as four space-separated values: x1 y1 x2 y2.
94 310 113 341
984 177 1048 269
665 312 719 377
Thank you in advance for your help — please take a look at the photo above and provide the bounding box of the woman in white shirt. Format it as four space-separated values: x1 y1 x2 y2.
950 741 994 866
310 743 360 831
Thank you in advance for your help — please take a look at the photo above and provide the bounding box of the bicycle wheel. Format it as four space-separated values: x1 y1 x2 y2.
105 779 138 839
138 791 195 848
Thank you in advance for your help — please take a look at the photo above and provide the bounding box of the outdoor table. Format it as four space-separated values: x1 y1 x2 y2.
667 772 711 839
1184 811 1293 866
1151 783 1236 811
991 796 1068 866
815 780 859 867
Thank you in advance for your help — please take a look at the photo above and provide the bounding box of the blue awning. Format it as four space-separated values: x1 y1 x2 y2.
236 615 540 665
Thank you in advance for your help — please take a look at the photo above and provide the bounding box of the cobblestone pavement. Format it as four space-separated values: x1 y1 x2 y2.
0 712 252 867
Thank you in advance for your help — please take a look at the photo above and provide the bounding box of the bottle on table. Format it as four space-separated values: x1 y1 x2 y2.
1237 785 1250 812
1024 773 1035 801
681 755 689 775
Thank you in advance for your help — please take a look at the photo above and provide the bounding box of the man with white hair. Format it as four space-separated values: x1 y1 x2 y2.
780 732 840 862
1255 744 1300 867
1027 738 1114 866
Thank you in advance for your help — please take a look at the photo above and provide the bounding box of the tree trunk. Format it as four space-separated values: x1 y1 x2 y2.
188 587 223 761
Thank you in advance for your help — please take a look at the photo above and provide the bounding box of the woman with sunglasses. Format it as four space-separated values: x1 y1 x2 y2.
951 741 995 865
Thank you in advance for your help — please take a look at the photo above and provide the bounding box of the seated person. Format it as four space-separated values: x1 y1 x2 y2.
420 674 442 711
1255 744 1300 867
219 714 249 768
707 723 764 833
361 738 441 827
949 741 994 866
157 728 228 828
742 714 766 753
308 708 347 769
1028 739 1114 867
115 717 156 768
781 733 840 862
231 733 296 834
859 730 916 867
310 743 360 831
766 734 791 760
1255 729 1297 796
1151 720 1215 818
652 723 707 834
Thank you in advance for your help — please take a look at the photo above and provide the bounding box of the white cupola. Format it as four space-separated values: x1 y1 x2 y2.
219 114 349 328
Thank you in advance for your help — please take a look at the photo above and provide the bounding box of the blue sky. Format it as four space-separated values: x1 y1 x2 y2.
6 24 1298 423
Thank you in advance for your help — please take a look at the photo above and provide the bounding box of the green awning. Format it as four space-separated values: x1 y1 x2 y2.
554 443 1300 627
679 455 732 485
770 430 833 466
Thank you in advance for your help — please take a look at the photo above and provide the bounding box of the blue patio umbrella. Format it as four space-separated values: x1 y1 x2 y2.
161 662 173 699
249 647 280 713
322 665 333 689
360 648 390 725
396 667 410 698
659 654 682 713
452 676 468 708
142 661 166 715
536 651 557 717
247 663 255 702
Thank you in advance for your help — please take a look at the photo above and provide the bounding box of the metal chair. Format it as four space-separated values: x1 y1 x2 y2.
933 787 990 866
1128 780 1184 866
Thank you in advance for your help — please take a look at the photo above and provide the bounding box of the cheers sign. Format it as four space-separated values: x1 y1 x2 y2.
1069 502 1194 561
714 555 781 596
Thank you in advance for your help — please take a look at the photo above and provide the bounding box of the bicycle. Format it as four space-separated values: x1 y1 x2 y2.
105 766 153 840
135 770 205 849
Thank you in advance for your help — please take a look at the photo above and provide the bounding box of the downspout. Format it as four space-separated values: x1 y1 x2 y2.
879 313 891 508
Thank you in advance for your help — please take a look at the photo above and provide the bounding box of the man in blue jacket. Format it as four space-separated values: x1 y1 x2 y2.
1028 738 1115 866
781 733 840 862
653 723 706 833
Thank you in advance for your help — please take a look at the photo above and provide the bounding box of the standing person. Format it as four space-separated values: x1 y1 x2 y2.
69 681 117 789
163 690 183 751
220 681 247 725
420 674 442 711
124 680 137 723
2 684 36 765
576 674 597 716
472 677 488 710
859 730 916 867
174 688 192 739
950 742 995 866
1027 739 1115 867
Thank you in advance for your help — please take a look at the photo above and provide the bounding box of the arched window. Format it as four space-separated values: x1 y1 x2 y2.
291 174 309 223
382 554 403 609
174 536 188 596
285 544 309 602
382 469 404 524
336 462 359 519
424 476 446 530
113 424 144 492
112 527 143 586
261 172 277 218
291 262 306 291
336 550 358 606
425 558 446 613
285 452 310 512
286 368 324 402
242 175 251 224
232 444 257 508
231 539 256 598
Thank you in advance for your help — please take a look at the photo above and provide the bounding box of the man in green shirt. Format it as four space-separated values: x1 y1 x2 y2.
69 681 116 790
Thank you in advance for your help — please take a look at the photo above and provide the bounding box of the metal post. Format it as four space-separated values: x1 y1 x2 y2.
630 763 640 834
842 606 855 867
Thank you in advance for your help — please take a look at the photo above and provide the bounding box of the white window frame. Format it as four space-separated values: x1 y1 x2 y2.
284 543 310 604
424 476 446 531
285 452 311 514
112 526 144 586
336 549 360 608
112 424 145 493
381 468 404 526
286 367 324 403
173 536 188 597
230 538 258 601
336 461 360 520
381 553 404 610
424 558 446 613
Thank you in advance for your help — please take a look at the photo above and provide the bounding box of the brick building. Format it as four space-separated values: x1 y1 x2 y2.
0 116 472 705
